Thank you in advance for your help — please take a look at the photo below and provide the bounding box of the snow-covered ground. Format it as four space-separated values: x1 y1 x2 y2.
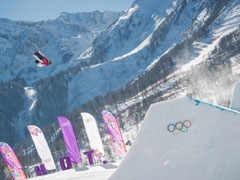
28 163 119 180
110 96 240 180
24 87 38 111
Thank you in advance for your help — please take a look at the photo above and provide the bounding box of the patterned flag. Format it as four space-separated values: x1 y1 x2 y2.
101 110 127 157
0 142 26 180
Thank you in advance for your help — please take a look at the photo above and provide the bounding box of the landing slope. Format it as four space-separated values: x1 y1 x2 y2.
110 97 240 180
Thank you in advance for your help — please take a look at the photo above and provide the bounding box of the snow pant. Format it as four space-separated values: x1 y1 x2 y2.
34 51 44 60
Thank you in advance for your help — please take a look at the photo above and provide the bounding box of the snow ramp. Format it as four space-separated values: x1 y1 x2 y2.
110 97 240 180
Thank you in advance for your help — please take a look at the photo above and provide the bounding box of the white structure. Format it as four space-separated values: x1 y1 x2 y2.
230 81 240 111
110 97 240 180
28 125 56 170
81 113 105 156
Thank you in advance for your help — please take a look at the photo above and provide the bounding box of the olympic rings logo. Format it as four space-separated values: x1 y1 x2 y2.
167 120 192 134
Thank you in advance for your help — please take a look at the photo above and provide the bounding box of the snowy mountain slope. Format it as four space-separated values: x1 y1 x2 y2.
0 11 121 83
105 0 240 144
179 0 240 70
117 0 240 103
0 11 121 145
86 0 226 65
65 0 240 141
67 0 239 111
87 0 185 63
66 0 206 108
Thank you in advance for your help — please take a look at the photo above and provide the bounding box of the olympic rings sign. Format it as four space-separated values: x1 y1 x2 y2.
167 120 192 134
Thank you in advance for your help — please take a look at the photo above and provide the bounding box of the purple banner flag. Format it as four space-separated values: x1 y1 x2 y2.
101 110 127 157
58 116 82 163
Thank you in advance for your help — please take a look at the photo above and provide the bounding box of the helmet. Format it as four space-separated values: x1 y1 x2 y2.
48 61 52 65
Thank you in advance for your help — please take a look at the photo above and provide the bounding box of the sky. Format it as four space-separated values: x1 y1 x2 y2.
0 0 134 22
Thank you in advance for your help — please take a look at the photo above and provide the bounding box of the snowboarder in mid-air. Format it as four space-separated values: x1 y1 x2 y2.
34 50 52 67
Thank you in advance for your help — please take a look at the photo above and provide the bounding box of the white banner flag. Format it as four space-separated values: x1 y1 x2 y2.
81 113 104 159
28 125 56 170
